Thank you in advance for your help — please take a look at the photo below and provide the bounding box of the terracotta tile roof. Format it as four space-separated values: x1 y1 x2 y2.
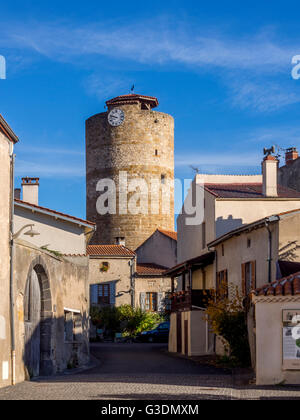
0 114 19 143
15 199 96 227
157 229 177 241
136 263 169 276
106 94 158 108
253 272 300 297
87 245 136 257
204 183 300 199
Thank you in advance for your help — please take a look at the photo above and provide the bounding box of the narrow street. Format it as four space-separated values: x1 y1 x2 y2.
0 343 300 400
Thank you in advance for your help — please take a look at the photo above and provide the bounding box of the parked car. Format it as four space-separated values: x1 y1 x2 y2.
136 322 170 343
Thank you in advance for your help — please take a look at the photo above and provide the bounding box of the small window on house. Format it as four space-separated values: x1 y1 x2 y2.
242 261 256 296
100 262 110 272
145 292 158 312
155 149 158 156
221 244 225 257
64 310 82 342
202 222 206 249
216 270 228 298
247 238 251 248
98 284 111 305
161 174 166 184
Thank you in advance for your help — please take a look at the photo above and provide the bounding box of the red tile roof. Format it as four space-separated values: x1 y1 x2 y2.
15 199 96 227
0 114 19 143
157 229 177 241
87 245 136 257
253 272 300 297
204 183 300 199
136 263 168 276
106 94 159 109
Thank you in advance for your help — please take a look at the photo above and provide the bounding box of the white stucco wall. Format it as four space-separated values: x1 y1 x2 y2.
255 299 300 385
14 206 89 255
135 230 177 268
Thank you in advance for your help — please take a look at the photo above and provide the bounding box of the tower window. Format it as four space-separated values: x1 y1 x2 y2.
155 150 158 156
161 174 166 184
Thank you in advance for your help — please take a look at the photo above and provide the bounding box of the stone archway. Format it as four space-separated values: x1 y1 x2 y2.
24 257 54 377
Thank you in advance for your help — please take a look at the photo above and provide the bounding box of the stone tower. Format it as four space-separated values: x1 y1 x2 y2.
86 94 174 250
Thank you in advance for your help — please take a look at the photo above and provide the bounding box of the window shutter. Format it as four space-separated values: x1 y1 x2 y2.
251 261 256 290
110 282 116 306
157 293 164 313
90 285 98 305
224 270 228 297
140 292 146 311
241 263 246 295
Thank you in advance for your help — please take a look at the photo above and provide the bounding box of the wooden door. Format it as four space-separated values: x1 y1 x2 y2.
176 313 182 353
184 320 189 355
24 270 41 378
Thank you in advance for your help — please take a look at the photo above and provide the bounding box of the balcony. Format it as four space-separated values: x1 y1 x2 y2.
170 289 213 313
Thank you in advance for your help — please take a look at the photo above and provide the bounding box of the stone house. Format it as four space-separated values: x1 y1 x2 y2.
89 242 174 314
135 263 172 312
169 154 300 357
278 147 300 192
88 245 136 308
0 114 18 388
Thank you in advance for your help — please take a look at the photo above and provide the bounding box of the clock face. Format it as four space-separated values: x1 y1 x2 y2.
108 108 125 127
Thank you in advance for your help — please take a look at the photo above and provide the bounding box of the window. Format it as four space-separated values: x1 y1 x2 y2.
202 222 206 249
221 244 225 257
216 270 228 298
145 292 158 312
98 284 110 305
161 174 166 184
64 310 82 342
242 261 256 296
100 262 110 272
155 149 158 156
247 238 251 248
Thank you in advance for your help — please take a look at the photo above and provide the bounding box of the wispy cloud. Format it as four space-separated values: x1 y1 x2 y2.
0 19 294 72
15 159 85 178
1 17 298 112
175 151 261 167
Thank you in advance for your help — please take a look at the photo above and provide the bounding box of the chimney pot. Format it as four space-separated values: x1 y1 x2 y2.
21 177 39 205
285 147 298 165
262 156 278 197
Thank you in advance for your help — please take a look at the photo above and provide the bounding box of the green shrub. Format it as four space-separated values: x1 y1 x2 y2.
90 304 165 337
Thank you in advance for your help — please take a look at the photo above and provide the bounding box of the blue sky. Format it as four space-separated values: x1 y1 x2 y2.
1 0 300 219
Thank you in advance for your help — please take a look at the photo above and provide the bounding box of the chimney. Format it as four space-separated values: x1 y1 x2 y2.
285 147 298 166
262 156 278 197
14 188 21 200
22 177 39 205
115 236 126 246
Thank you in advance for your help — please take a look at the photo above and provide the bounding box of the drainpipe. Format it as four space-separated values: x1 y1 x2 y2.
264 216 278 284
129 257 135 308
9 151 16 385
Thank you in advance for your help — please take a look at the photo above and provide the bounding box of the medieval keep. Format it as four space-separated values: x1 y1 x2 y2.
86 94 175 251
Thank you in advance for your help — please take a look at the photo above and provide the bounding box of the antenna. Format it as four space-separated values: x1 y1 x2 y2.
190 165 200 174
263 145 276 156
131 84 135 93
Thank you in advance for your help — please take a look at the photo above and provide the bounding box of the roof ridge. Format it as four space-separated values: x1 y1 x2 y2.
15 198 96 226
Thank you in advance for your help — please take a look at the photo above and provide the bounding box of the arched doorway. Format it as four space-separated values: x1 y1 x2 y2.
24 259 53 378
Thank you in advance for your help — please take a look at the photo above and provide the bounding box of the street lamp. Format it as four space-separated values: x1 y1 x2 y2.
12 224 40 240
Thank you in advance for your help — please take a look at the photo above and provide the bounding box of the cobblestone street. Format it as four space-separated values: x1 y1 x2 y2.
0 343 300 400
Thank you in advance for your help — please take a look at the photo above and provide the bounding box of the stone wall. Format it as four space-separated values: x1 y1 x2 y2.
89 256 134 307
134 276 171 309
13 240 90 384
86 101 174 250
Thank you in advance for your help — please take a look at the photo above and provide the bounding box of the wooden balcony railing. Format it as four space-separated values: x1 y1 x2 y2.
169 289 213 313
